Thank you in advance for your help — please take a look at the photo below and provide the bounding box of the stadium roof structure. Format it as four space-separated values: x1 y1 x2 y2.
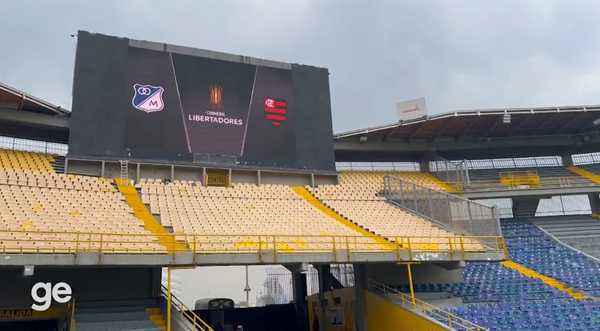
0 82 69 143
334 105 600 162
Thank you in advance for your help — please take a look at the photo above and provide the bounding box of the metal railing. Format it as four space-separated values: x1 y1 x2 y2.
429 156 600 191
498 170 540 187
335 161 420 171
383 176 502 240
465 175 597 192
0 230 506 260
430 159 469 189
572 152 600 165
498 169 538 178
0 136 68 156
161 285 214 331
453 156 563 170
368 279 489 331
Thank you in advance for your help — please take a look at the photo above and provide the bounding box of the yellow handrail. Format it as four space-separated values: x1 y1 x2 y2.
499 170 541 187
369 279 489 331
0 229 506 259
161 285 214 331
69 297 76 331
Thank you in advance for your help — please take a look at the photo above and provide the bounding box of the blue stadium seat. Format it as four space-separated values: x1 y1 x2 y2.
404 219 600 330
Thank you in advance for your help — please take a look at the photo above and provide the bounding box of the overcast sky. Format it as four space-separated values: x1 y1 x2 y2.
3 0 600 133
3 1 600 304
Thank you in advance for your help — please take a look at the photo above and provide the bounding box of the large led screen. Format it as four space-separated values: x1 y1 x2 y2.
69 31 335 172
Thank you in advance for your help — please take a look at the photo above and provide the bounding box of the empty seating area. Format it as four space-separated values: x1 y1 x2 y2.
310 171 446 202
399 219 600 330
0 149 163 253
317 171 446 200
0 149 54 172
449 264 599 330
441 166 596 191
449 219 600 330
320 200 452 238
140 179 375 252
503 219 600 295
579 163 600 176
533 216 600 260
310 171 466 248
0 171 116 191
0 185 141 232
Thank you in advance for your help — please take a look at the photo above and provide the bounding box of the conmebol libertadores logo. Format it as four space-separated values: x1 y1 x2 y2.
132 84 165 113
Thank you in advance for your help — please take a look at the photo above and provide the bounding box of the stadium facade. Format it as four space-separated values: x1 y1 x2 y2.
0 31 599 331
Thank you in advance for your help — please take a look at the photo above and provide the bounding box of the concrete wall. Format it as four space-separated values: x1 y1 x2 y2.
0 266 161 309
366 292 448 331
232 170 258 184
366 263 463 286
307 287 451 331
67 158 337 186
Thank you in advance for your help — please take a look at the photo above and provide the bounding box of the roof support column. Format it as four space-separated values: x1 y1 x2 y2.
353 263 368 331
511 197 541 219
285 264 308 331
588 193 600 216
561 153 574 167
316 264 331 331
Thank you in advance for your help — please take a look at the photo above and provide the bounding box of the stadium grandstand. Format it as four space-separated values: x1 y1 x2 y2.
0 31 599 331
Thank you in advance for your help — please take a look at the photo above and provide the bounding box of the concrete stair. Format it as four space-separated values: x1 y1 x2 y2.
52 155 65 174
75 302 162 331
533 216 600 260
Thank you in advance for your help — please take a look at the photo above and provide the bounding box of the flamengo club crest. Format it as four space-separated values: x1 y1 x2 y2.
264 98 288 127
132 84 165 113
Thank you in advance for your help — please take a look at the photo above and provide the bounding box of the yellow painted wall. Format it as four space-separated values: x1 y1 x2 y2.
0 306 65 321
307 289 448 331
366 292 448 331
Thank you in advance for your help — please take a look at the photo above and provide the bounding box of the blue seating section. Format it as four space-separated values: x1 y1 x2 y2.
501 219 600 293
405 219 600 330
451 297 600 331
448 263 566 303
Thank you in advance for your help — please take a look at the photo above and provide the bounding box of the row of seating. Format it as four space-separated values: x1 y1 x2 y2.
312 171 444 200
403 219 600 330
140 179 379 252
0 149 486 254
579 163 600 175
0 171 116 192
0 185 149 232
310 172 458 240
501 219 600 294
0 149 164 253
141 179 298 198
436 166 596 191
0 149 54 173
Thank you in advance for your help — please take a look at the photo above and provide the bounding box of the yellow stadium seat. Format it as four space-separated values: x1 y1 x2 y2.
0 149 163 253
311 171 460 241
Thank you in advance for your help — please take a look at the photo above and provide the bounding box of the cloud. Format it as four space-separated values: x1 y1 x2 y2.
2 0 600 132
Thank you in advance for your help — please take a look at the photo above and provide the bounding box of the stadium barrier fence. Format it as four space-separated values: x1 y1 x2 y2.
0 136 68 155
335 161 420 171
383 176 502 242
465 175 597 191
0 230 506 260
368 279 489 331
